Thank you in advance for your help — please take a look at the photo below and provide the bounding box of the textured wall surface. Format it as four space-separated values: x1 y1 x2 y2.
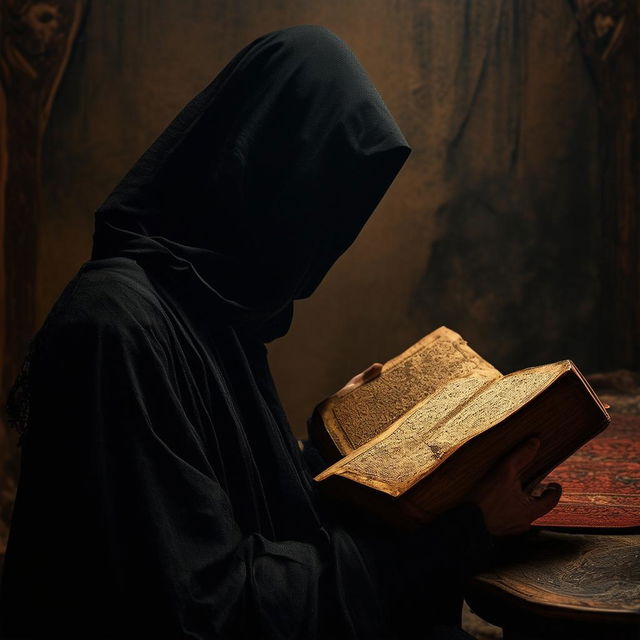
32 1 603 440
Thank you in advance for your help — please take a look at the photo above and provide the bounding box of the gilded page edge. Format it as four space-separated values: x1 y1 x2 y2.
571 361 611 420
314 396 355 456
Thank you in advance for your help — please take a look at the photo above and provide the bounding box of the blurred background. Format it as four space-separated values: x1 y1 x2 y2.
0 0 637 568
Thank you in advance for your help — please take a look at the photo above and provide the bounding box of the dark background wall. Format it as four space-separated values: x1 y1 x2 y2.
41 0 603 432
2 0 637 551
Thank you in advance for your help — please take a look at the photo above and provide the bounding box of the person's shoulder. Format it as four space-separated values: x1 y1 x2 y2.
39 257 168 343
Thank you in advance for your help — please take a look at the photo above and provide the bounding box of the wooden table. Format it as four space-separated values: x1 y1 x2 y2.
464 530 640 640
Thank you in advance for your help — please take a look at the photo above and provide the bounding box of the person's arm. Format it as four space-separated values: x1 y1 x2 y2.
307 363 562 628
4 309 368 639
0 309 414 639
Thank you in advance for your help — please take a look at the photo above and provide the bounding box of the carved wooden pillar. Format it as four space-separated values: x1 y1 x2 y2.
573 0 640 370
0 0 85 553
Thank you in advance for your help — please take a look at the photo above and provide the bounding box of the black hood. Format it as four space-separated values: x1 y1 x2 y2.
91 24 411 341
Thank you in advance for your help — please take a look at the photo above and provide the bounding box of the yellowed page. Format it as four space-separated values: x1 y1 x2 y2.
316 361 569 496
321 327 501 453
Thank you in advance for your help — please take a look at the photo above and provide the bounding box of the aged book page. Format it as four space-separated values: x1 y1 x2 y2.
319 326 501 454
315 361 569 496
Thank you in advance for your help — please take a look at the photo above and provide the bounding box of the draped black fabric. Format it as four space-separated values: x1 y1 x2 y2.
89 23 416 342
0 25 495 639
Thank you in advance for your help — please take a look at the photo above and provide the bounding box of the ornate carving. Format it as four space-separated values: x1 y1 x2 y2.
0 0 86 554
572 0 639 371
573 0 628 63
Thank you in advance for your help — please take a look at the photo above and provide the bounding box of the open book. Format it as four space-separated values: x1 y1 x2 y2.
309 327 610 529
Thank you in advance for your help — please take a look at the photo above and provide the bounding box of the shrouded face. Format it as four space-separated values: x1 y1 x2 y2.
92 25 411 339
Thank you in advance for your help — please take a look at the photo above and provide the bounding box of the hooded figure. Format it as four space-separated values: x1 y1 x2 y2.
0 25 494 639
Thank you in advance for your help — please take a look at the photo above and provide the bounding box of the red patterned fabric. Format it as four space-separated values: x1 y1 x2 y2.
533 413 640 531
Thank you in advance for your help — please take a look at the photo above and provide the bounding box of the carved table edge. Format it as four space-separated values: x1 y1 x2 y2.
465 576 640 626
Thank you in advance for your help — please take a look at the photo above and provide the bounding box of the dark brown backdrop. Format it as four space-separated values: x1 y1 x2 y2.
1 0 637 552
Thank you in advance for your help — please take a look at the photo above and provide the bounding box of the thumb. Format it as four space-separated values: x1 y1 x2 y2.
362 362 383 382
530 482 562 519
503 437 541 477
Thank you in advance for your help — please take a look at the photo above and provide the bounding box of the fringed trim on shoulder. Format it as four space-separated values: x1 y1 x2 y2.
5 337 40 447
5 275 85 447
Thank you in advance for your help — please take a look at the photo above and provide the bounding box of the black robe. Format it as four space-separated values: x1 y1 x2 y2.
0 25 495 639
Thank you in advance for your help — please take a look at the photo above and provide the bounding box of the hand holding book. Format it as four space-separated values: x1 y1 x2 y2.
467 437 562 536
310 327 608 530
